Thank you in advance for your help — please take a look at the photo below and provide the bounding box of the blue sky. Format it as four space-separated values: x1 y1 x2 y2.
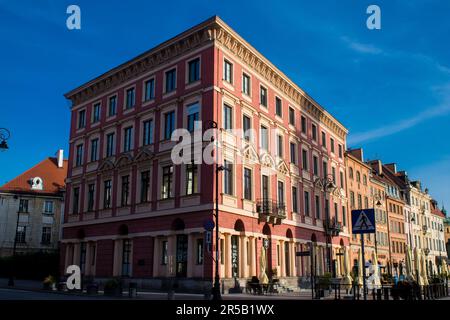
1 0 449 210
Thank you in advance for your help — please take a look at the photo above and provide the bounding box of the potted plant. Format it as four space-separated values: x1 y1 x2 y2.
103 278 122 296
318 272 332 297
43 275 56 290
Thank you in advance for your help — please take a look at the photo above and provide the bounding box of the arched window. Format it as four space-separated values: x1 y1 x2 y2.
356 171 361 183
349 167 354 179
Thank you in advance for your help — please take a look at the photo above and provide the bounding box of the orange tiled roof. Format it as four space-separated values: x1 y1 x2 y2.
0 157 68 195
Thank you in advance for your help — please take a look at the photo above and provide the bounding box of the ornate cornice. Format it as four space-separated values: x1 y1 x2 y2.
65 16 348 140
65 18 217 106
211 17 348 140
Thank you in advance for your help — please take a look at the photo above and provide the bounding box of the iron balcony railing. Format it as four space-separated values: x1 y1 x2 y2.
256 199 286 225
324 218 343 237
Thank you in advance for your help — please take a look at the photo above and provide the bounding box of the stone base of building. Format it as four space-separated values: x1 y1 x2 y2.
90 277 213 294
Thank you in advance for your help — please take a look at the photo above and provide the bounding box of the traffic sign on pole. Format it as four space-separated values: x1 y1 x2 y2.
351 209 376 234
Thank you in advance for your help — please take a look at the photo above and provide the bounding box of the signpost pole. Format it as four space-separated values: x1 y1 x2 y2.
361 233 367 300
310 244 314 300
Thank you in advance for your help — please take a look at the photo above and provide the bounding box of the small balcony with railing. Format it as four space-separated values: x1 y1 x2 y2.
256 199 286 225
324 217 343 237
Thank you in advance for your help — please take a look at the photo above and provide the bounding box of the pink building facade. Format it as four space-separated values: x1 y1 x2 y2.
62 16 350 292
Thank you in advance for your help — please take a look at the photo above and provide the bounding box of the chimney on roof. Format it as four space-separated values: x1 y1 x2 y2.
412 180 422 191
368 160 382 175
385 163 397 174
348 148 364 162
56 149 64 168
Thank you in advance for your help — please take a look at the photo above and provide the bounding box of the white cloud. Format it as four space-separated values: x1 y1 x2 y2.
341 36 383 55
348 101 450 145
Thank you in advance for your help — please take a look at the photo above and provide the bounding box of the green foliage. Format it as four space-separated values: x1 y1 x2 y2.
104 278 122 290
381 273 393 284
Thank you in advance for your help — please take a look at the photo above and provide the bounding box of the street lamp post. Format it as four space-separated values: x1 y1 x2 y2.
206 120 225 301
314 174 339 275
372 194 382 257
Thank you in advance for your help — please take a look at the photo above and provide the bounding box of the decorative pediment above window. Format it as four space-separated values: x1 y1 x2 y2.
241 144 259 164
277 160 290 176
98 159 115 172
260 152 276 169
135 147 154 163
115 153 134 168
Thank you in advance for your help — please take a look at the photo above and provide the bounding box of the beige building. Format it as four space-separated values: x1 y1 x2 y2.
0 151 67 257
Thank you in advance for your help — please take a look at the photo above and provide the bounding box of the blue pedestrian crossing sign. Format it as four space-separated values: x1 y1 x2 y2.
351 209 376 234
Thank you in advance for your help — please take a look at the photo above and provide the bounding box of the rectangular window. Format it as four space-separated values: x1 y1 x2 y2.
262 175 269 201
223 60 233 83
338 144 343 158
44 200 53 214
289 107 295 126
350 191 355 208
121 175 130 206
304 191 310 216
19 199 29 213
260 86 267 107
125 87 135 109
164 111 175 140
242 73 250 95
323 161 328 177
143 119 153 145
165 68 177 92
301 116 307 134
78 110 86 129
334 202 339 221
321 132 326 148
16 226 26 243
144 78 155 101
121 239 131 277
103 180 112 209
76 144 83 166
106 133 115 157
260 125 269 150
185 164 198 195
243 115 251 141
340 171 344 188
315 195 320 219
87 183 95 212
188 58 200 83
313 155 318 175
90 138 98 162
223 104 233 130
275 97 282 117
161 241 169 265
302 149 308 170
290 142 296 164
162 165 174 199
140 171 150 203
123 127 133 152
108 96 117 116
93 103 101 123
244 168 252 200
292 186 298 213
73 187 79 214
277 181 284 205
330 138 335 153
196 239 204 264
332 167 336 184
277 135 283 157
187 103 200 132
224 160 233 195
41 227 51 244
357 194 362 209
312 124 317 141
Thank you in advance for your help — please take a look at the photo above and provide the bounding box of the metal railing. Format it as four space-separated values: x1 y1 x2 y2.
328 282 449 300
256 199 286 225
